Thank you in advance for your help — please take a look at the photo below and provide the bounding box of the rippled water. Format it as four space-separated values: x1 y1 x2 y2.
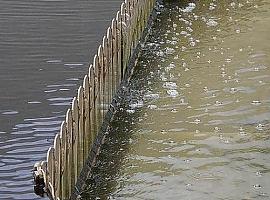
83 0 270 199
0 0 122 199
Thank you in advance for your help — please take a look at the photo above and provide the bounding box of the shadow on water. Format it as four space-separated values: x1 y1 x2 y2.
80 16 169 197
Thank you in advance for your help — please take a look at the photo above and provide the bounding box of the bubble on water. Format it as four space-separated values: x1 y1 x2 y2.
171 108 178 113
201 16 207 22
156 50 165 57
239 127 247 135
182 62 187 68
253 184 262 189
224 139 230 144
181 3 196 13
239 48 243 52
230 2 236 7
209 4 216 10
173 23 177 28
221 71 227 78
163 82 178 89
203 86 208 92
126 109 135 114
172 37 178 41
186 27 193 32
251 100 261 105
165 47 175 55
144 93 160 100
169 63 176 68
184 159 191 163
167 90 179 97
256 124 264 131
148 105 158 110
214 127 221 132
236 29 241 34
190 41 196 46
161 130 167 134
230 87 237 93
130 100 144 109
215 101 223 106
195 130 200 134
254 67 259 71
238 3 244 8
185 83 191 87
194 119 201 124
256 171 262 177
206 19 218 27
226 58 232 63
180 98 188 105
180 31 188 35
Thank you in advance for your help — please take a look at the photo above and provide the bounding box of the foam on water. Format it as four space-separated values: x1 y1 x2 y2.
82 0 270 199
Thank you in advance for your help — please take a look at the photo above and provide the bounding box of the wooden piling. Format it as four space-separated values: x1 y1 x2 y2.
34 0 156 199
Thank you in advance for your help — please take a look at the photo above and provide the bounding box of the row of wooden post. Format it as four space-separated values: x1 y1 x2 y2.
37 0 156 199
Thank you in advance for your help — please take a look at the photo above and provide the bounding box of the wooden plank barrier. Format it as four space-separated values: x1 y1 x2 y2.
33 0 156 199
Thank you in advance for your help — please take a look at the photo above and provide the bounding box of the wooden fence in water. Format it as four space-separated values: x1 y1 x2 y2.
33 0 156 199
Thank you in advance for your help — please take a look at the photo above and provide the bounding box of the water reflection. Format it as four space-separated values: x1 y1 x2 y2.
0 0 122 199
83 0 270 199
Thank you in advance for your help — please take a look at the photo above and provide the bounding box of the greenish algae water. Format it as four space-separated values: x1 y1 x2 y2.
82 0 270 199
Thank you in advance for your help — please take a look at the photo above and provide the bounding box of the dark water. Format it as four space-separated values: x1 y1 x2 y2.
0 0 122 199
82 0 270 199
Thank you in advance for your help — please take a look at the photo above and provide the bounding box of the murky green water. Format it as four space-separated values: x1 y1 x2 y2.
83 0 270 199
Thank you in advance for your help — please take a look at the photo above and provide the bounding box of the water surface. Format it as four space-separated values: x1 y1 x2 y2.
0 0 122 199
83 0 270 199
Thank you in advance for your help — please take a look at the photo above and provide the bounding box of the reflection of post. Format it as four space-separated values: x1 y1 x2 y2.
107 27 113 104
88 65 96 142
66 109 73 197
77 87 84 170
98 45 104 119
59 121 67 199
116 12 122 84
111 19 118 93
93 55 101 133
71 98 79 183
47 147 54 197
102 36 109 113
121 3 127 78
83 75 90 161
53 134 61 198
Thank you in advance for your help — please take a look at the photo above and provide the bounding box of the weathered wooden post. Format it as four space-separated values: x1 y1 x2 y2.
33 0 157 199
